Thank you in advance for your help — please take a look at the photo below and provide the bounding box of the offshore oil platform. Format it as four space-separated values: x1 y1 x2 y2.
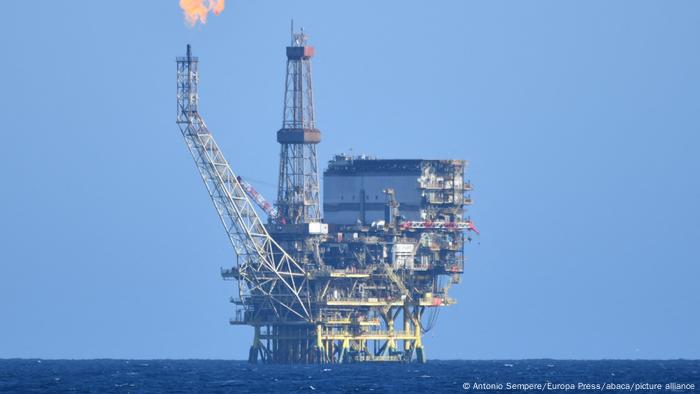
175 28 477 364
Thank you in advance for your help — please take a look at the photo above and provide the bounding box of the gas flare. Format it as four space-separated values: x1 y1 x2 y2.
179 0 225 27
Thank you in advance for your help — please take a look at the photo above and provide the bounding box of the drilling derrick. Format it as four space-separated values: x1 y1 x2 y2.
276 28 321 225
175 31 476 365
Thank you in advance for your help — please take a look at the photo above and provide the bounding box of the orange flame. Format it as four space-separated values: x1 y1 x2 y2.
180 0 225 27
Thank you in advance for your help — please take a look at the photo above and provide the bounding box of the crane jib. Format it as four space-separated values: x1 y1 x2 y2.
176 45 312 322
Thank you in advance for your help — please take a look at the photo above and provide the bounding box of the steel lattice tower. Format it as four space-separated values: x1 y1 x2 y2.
276 28 321 225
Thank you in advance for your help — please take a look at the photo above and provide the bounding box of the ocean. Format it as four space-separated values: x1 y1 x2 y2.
0 359 698 393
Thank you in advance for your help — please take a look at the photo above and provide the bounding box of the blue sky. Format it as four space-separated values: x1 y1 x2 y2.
0 1 698 359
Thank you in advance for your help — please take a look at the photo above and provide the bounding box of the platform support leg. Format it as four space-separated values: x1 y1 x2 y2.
248 326 261 364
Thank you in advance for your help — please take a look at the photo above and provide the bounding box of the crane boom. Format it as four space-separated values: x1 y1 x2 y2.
176 45 311 322
237 176 280 220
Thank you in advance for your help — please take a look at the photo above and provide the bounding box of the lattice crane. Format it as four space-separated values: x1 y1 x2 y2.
176 45 311 322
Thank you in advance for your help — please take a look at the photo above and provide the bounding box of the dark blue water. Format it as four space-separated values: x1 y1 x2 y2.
1 359 698 393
